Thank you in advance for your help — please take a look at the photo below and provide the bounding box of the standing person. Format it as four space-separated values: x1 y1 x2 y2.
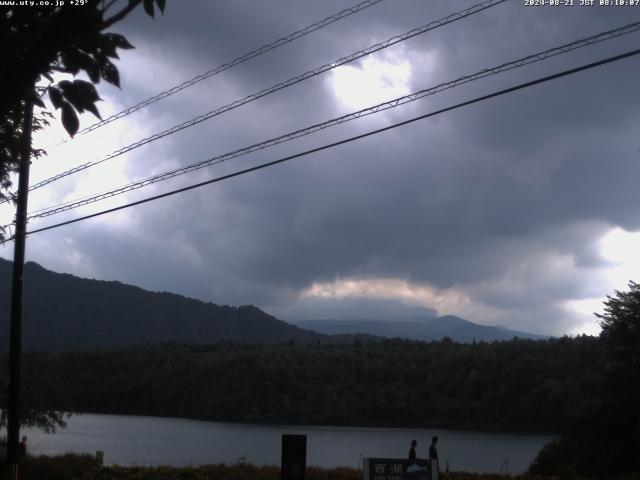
19 436 27 457
429 436 439 469
409 439 417 463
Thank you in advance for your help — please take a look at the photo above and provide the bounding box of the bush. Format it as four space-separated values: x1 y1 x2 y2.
0 452 98 480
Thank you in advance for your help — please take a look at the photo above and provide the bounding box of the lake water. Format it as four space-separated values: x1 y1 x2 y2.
24 414 554 474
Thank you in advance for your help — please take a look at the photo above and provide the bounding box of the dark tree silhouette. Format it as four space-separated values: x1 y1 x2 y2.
594 281 640 475
0 0 166 207
0 0 166 430
531 281 640 477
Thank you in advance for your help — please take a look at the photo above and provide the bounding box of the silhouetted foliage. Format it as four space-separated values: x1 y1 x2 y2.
530 281 640 477
0 0 165 430
0 0 165 206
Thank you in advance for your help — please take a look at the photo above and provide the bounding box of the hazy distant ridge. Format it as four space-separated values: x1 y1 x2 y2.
293 315 546 342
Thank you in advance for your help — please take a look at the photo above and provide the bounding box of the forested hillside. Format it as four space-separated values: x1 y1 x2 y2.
0 259 542 350
2 336 601 433
0 259 331 350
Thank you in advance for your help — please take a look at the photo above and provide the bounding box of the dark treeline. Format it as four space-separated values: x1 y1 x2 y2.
1 336 601 433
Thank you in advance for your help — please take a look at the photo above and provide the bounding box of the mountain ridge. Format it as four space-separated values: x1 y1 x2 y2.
0 258 545 351
0 258 338 351
292 315 546 342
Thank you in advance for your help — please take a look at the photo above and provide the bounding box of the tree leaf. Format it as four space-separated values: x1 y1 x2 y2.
74 80 102 119
60 80 102 119
155 0 166 13
60 51 81 75
84 102 102 120
104 33 134 50
58 80 73 91
86 64 101 83
48 87 64 109
99 59 120 88
73 80 100 103
61 101 79 137
58 82 85 112
143 0 154 18
97 33 119 59
61 48 100 81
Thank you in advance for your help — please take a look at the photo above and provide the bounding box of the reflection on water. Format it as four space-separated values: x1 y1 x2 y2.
25 413 554 473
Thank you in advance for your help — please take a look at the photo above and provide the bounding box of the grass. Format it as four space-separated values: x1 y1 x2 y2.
0 448 619 480
0 452 97 480
0 452 559 480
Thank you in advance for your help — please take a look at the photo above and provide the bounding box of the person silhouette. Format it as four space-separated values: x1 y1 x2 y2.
429 436 439 469
19 436 27 457
409 439 417 463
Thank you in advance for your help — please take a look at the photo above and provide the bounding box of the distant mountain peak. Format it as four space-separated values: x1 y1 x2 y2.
293 315 547 343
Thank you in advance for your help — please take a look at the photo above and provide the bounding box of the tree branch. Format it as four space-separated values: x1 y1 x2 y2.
103 0 119 14
49 65 73 73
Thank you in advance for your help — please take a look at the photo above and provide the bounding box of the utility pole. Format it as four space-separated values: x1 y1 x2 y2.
7 101 33 480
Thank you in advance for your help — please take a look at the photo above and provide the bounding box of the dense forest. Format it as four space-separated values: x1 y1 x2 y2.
0 336 601 433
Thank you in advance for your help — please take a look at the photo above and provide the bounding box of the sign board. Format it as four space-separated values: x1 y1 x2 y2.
363 458 436 480
95 451 104 467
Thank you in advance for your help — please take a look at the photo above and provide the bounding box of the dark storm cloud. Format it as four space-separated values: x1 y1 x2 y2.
14 0 640 335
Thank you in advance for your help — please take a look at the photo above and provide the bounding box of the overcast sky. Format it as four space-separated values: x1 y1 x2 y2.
2 0 640 336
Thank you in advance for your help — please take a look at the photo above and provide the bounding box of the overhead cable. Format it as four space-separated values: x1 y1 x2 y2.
8 47 639 241
24 20 640 220
27 0 506 194
49 0 386 146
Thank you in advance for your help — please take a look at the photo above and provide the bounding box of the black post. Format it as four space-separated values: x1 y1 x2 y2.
7 101 33 480
281 434 306 480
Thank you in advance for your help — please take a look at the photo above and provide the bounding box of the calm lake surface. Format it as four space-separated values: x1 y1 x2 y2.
24 413 554 474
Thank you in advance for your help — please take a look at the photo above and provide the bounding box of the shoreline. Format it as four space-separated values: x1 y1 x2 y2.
55 411 558 437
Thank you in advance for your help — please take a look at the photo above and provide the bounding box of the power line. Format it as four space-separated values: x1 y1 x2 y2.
27 0 505 194
47 0 385 147
9 47 639 241
33 0 504 191
24 19 640 221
